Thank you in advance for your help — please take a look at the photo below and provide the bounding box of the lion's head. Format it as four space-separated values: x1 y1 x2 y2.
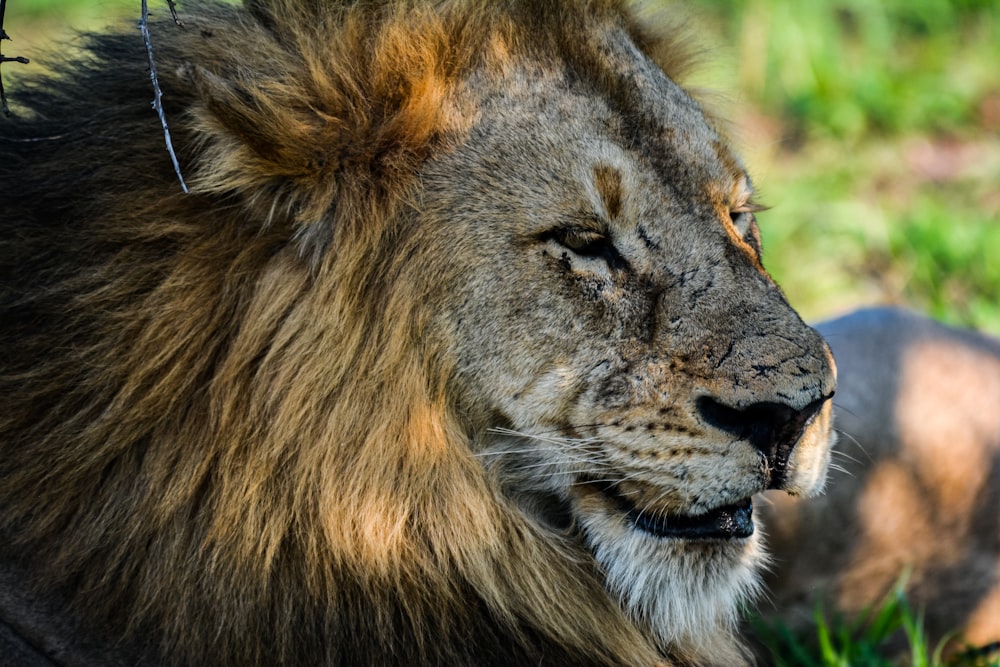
0 1 835 665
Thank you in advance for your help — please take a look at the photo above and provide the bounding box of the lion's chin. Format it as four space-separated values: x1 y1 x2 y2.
565 486 765 654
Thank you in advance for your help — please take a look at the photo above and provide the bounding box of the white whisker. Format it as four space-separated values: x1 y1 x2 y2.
829 448 864 466
488 426 605 446
833 429 872 461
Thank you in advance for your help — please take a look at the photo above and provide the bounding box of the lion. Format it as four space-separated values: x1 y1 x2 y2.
0 1 836 665
760 307 1000 660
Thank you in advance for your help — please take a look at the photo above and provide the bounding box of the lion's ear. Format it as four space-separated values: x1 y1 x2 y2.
190 66 322 173
183 6 461 256
184 61 343 249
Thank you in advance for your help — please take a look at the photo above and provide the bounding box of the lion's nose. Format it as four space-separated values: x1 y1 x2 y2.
695 395 828 488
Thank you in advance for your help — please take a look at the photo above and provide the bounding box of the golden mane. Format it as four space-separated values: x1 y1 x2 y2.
0 1 717 665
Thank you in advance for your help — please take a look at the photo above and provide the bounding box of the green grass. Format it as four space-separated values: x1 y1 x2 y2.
684 0 1000 334
693 0 1000 141
748 136 1000 332
752 581 1000 667
5 0 134 21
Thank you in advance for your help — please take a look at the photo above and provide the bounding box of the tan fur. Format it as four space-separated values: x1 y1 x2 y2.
761 307 1000 659
0 2 835 665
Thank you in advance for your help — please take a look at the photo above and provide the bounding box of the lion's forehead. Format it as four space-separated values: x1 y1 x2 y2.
598 27 743 176
456 27 745 218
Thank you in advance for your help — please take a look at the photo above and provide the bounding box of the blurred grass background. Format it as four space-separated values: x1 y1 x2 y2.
4 0 999 334
688 0 1000 334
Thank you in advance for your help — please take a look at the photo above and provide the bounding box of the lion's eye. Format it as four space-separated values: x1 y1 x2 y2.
730 207 764 254
730 210 754 237
555 228 611 257
544 227 627 270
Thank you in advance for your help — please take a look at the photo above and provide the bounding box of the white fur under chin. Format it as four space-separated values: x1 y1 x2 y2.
578 510 765 653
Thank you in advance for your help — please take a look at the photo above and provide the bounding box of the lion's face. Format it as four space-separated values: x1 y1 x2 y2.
416 28 836 646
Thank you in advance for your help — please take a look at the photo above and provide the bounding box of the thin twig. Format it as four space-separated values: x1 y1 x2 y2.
165 0 184 27
140 0 189 193
0 0 31 117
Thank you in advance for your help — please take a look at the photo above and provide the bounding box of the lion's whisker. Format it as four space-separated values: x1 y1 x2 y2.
487 426 606 448
830 448 864 466
833 429 873 462
826 462 851 476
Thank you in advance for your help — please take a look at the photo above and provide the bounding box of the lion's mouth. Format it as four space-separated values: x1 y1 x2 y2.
591 480 754 540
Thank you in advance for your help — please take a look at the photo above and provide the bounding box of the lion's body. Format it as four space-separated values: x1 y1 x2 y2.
761 307 1000 658
0 1 835 665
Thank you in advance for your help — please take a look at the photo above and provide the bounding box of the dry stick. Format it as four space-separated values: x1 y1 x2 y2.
0 0 31 117
140 0 189 193
166 0 184 27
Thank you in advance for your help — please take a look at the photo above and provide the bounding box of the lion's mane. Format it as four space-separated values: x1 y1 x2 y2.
0 1 718 665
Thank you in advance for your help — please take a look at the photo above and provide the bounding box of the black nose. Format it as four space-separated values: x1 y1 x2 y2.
695 395 827 488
